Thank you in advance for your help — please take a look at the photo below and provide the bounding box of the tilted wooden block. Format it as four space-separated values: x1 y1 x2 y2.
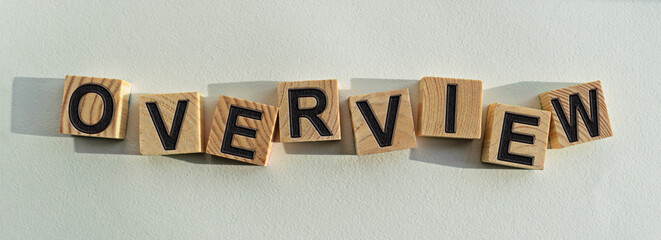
482 103 551 170
417 76 483 139
60 75 131 139
277 79 341 143
348 88 417 155
206 96 278 166
139 92 204 155
539 81 613 149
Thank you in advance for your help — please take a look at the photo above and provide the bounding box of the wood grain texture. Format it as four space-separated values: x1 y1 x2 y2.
348 88 417 155
277 79 341 142
139 92 204 155
206 96 278 166
59 75 131 139
417 76 483 139
482 103 551 170
539 81 613 149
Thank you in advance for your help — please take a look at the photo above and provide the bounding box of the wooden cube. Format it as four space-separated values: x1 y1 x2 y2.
482 103 551 170
139 92 204 155
348 88 417 155
59 75 131 139
206 96 278 166
277 79 341 143
417 76 483 139
539 81 613 149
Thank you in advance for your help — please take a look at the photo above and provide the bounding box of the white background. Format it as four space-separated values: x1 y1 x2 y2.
2 0 660 239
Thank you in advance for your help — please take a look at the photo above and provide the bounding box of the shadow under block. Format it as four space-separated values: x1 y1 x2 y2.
348 88 417 155
482 103 551 170
277 79 341 143
417 76 483 139
59 75 131 139
139 92 204 155
539 81 613 149
206 96 278 166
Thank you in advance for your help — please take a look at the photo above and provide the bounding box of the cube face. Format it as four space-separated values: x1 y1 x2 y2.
348 88 417 155
277 79 341 143
417 77 483 139
60 75 131 139
482 103 551 170
139 92 204 155
206 96 278 166
539 81 613 149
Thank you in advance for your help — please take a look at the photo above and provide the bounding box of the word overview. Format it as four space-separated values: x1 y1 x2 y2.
59 76 613 169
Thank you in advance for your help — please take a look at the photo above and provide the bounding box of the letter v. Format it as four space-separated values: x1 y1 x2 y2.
146 100 189 150
356 95 401 147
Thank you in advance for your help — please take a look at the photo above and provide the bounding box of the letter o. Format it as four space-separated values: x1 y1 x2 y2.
68 84 114 134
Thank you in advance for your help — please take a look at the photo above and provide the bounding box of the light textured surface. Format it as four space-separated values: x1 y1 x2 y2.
2 0 661 239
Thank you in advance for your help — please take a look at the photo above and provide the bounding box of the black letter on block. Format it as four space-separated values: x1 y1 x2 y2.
221 105 262 159
498 112 540 166
68 84 114 134
445 84 457 133
288 88 332 138
146 100 189 150
550 89 600 142
356 95 401 147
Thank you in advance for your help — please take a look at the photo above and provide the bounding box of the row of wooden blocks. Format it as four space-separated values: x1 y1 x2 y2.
59 75 613 168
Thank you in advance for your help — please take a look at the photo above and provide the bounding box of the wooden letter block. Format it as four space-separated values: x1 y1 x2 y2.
481 103 551 170
417 76 483 139
277 79 341 143
206 96 278 166
348 88 417 155
139 92 204 155
60 75 131 139
539 81 613 149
